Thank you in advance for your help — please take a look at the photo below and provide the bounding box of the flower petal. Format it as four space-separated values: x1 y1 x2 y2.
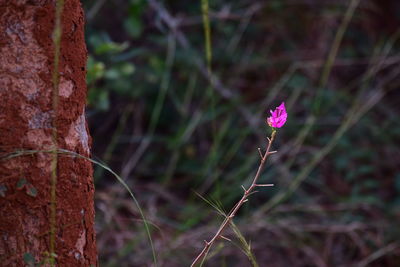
266 102 287 128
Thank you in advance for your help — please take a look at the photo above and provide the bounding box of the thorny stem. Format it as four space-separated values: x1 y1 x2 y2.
191 130 277 267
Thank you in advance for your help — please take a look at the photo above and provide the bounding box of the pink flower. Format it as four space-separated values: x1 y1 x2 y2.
267 102 287 128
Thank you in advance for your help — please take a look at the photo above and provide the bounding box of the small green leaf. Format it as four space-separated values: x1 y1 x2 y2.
104 68 120 79
17 178 28 189
120 63 136 76
95 41 129 55
88 88 109 111
86 56 105 84
124 17 143 38
50 252 58 258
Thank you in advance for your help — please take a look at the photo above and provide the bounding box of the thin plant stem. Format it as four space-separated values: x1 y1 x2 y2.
94 106 132 180
49 0 64 265
191 130 277 267
201 0 212 74
273 0 361 183
314 0 360 113
148 34 176 134
121 33 176 179
355 242 399 267
200 0 217 163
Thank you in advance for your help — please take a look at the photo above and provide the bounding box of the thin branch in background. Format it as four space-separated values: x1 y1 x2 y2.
95 105 133 180
200 0 219 174
201 0 212 74
301 245 327 267
278 38 400 172
355 242 399 267
198 126 253 194
121 33 176 179
163 110 203 186
143 72 200 187
286 0 361 162
148 0 250 110
86 0 107 22
355 242 400 267
315 0 361 111
226 3 261 54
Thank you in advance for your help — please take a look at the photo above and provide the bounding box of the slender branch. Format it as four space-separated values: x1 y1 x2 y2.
191 130 277 266
257 148 263 158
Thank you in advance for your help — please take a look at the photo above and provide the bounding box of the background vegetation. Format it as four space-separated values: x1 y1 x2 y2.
82 0 400 266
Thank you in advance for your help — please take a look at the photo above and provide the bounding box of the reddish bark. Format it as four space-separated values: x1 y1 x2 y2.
0 1 97 266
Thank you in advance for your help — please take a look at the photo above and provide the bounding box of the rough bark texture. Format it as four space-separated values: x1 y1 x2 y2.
0 1 97 266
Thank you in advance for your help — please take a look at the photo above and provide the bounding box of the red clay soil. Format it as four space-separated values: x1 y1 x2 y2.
0 0 97 266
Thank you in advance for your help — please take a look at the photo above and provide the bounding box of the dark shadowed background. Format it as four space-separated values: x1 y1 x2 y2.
82 0 400 266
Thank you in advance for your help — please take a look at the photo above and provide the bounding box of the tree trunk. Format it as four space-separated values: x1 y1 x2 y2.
0 1 97 266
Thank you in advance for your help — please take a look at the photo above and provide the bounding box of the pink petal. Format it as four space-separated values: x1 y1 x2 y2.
266 102 287 128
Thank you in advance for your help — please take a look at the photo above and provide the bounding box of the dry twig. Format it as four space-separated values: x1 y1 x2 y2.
191 130 277 266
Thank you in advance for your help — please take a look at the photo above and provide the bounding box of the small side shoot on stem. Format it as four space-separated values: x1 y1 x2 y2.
191 102 287 266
